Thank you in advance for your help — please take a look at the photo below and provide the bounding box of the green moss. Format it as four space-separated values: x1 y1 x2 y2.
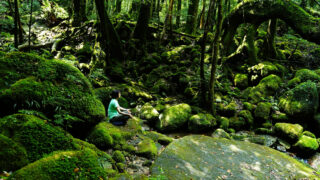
248 61 281 79
229 116 247 131
116 163 126 172
112 150 125 163
9 149 107 180
271 112 288 122
243 102 255 112
0 114 76 162
294 135 319 153
140 103 159 124
0 52 105 131
254 102 272 122
144 131 173 145
248 74 282 103
188 113 216 132
302 131 316 138
274 123 303 143
238 110 254 129
211 128 231 139
279 81 318 119
0 134 29 172
136 137 157 159
294 69 320 83
234 73 248 89
223 102 237 117
219 117 229 130
156 103 192 131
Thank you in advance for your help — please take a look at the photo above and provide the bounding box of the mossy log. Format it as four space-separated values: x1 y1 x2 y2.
222 0 320 48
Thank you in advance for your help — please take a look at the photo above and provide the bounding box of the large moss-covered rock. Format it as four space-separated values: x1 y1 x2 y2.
248 61 282 81
279 81 319 120
234 73 248 89
293 135 319 154
9 149 108 180
288 69 320 87
0 52 105 131
136 137 158 159
274 123 303 143
156 104 192 131
0 134 29 172
144 131 174 145
152 135 317 179
238 110 254 129
140 103 159 124
248 74 282 103
0 114 76 162
188 113 216 132
254 102 272 122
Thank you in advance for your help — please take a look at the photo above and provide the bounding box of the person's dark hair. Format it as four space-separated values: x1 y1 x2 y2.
111 90 121 99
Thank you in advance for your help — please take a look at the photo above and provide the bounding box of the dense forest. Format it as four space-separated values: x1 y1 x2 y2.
2 0 320 179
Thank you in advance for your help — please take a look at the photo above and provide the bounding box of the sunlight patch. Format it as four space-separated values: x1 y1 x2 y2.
229 144 243 152
184 162 206 177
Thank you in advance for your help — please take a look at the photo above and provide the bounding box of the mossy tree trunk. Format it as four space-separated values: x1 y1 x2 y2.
198 0 206 29
72 0 87 26
133 0 152 46
161 0 174 41
115 0 122 13
222 0 320 51
185 0 200 34
246 24 259 65
209 0 223 114
176 0 181 27
94 0 124 64
130 0 140 17
13 0 23 48
263 19 278 59
200 0 215 106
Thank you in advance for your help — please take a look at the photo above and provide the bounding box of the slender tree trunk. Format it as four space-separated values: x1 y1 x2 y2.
246 24 259 65
176 0 181 27
28 0 34 52
7 0 14 16
133 0 151 45
115 0 122 13
185 0 200 34
14 0 18 48
209 0 223 114
72 0 87 26
263 19 278 59
200 0 215 107
199 0 206 29
161 0 174 41
95 0 124 63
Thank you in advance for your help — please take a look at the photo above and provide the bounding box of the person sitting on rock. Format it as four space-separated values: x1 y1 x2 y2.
108 90 132 126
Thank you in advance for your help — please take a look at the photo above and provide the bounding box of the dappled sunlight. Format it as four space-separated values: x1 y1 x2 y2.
229 144 244 153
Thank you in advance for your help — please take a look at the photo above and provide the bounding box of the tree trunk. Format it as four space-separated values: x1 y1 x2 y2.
28 0 34 52
133 0 152 45
246 24 259 65
95 0 124 63
199 0 206 30
7 0 14 16
200 0 215 107
263 19 278 59
115 0 122 13
209 0 223 114
161 0 174 41
72 0 87 26
185 0 200 34
222 0 320 49
176 0 181 27
14 0 23 48
130 0 140 17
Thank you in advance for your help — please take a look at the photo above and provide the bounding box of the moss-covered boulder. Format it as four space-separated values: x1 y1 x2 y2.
0 52 105 132
248 74 282 103
156 104 192 131
293 135 319 155
274 123 303 143
0 114 76 162
248 61 282 81
136 137 157 159
144 131 174 145
219 116 229 130
211 128 231 139
271 112 288 122
9 149 108 180
0 134 29 172
254 102 272 122
238 110 254 129
112 150 126 163
279 81 318 120
140 103 159 124
234 73 248 89
222 101 237 117
152 135 317 179
188 113 216 132
288 69 320 87
87 121 134 151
